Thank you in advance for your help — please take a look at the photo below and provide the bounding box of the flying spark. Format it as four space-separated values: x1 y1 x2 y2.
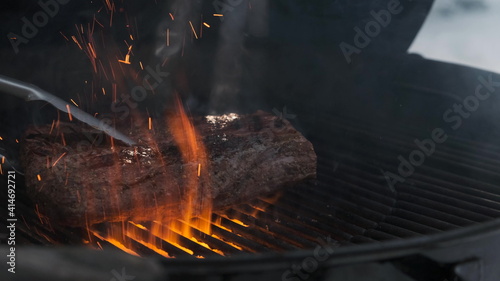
52 152 67 167
65 104 73 121
189 21 198 39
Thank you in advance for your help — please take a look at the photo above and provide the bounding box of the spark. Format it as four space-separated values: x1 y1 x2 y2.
55 113 60 129
87 43 97 58
52 152 67 167
213 14 223 17
15 139 19 143
109 3 114 27
203 22 210 28
94 17 104 28
129 34 134 40
1 156 4 164
166 28 170 46
112 83 117 102
0 136 2 140
148 117 152 130
49 120 55 134
118 45 133 64
118 54 131 64
21 216 31 231
37 174 42 181
71 36 82 49
0 164 3 175
61 133 67 146
65 104 73 121
35 204 44 223
200 15 203 38
162 57 169 67
139 61 144 70
189 21 198 39
101 87 106 95
169 12 174 20
197 163 201 177
70 98 79 107
59 31 69 41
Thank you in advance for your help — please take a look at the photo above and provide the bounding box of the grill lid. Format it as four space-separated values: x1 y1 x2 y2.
268 0 435 59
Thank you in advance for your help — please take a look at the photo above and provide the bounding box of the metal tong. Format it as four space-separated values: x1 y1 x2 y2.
0 75 137 172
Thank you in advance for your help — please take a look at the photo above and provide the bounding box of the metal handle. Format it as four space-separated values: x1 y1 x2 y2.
0 74 137 146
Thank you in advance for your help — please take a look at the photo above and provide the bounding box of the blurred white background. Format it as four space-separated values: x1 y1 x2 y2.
409 0 500 74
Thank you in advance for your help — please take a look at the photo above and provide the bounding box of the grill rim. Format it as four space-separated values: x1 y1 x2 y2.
154 217 500 273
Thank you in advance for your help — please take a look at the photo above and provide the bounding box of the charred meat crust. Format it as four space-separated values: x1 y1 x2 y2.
21 111 317 226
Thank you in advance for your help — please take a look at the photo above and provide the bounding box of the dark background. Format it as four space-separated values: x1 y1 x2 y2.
3 0 499 167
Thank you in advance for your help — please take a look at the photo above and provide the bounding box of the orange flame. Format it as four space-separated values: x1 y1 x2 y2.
74 7 276 256
166 95 212 236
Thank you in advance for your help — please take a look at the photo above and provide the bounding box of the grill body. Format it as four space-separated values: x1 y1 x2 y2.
2 1 500 280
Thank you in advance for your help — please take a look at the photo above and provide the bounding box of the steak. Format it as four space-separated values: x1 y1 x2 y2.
20 111 316 227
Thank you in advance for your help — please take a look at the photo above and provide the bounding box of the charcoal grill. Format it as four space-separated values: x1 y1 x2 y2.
3 87 500 280
1 0 500 280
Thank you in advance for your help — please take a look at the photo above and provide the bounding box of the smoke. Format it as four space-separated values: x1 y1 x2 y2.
208 0 249 114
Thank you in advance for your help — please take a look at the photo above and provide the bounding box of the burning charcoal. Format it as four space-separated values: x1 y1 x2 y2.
20 111 316 227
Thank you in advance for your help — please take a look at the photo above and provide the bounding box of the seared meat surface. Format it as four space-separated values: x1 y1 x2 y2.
21 111 316 226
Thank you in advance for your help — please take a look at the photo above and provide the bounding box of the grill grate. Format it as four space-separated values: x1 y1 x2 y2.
2 116 500 258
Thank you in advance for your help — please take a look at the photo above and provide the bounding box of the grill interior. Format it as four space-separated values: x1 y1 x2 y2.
2 112 500 258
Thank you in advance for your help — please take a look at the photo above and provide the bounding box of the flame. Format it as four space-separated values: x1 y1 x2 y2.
68 4 283 257
166 95 212 236
84 94 273 257
87 95 222 257
92 230 140 257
